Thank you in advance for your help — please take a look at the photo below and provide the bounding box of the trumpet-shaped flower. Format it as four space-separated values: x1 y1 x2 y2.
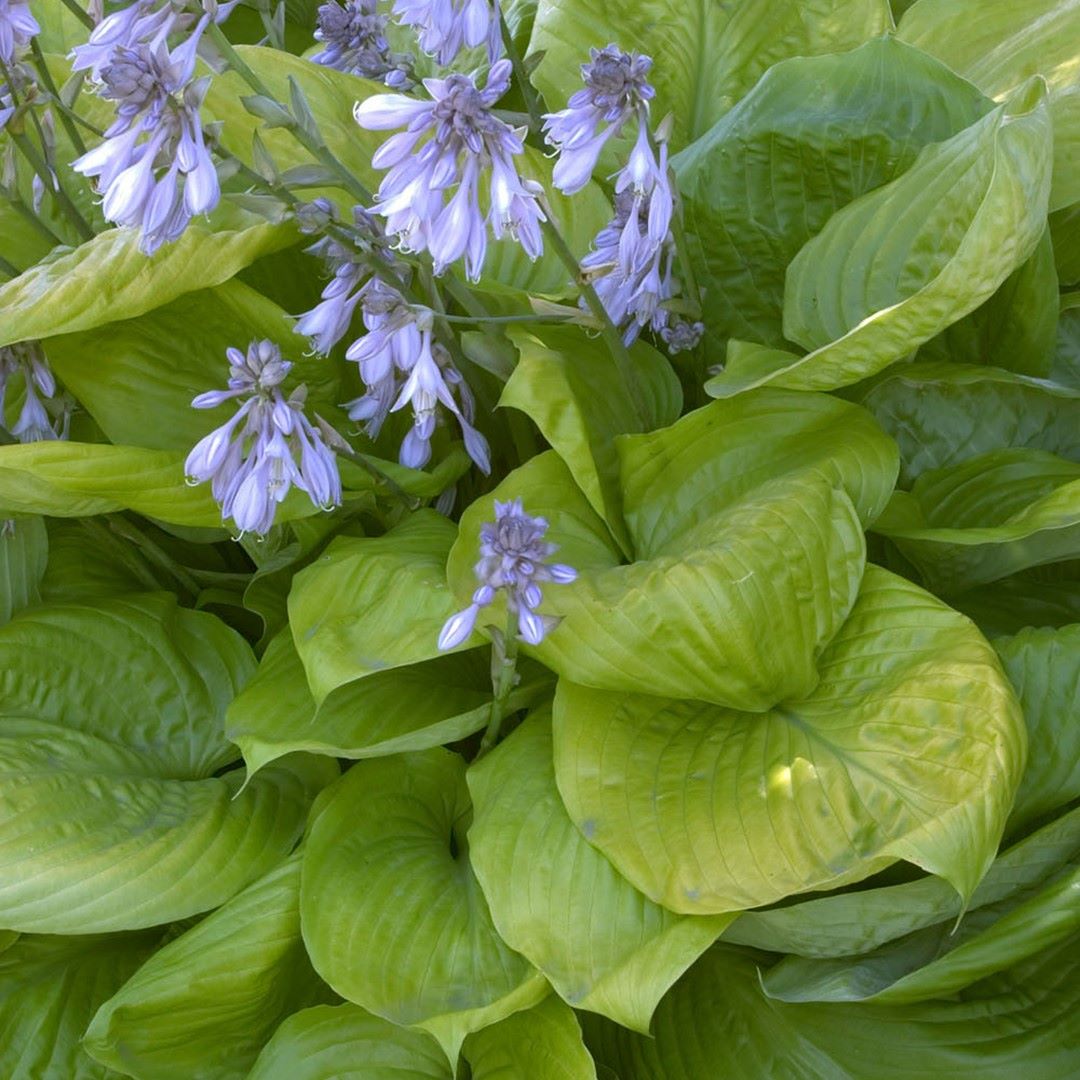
438 498 577 649
0 0 39 65
354 59 544 282
391 0 501 67
543 44 654 195
312 0 413 88
185 340 342 535
0 342 65 442
72 9 220 254
340 279 490 472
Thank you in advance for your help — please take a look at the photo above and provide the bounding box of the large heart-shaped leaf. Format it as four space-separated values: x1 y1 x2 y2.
898 0 1080 210
554 566 1025 913
0 516 46 625
300 750 547 1062
449 391 896 708
0 930 163 1080
875 449 1080 593
857 362 1080 486
708 80 1053 396
672 36 990 349
950 571 1080 640
530 0 892 153
468 711 732 1032
0 594 334 931
583 937 1080 1079
499 326 681 553
289 511 463 703
83 853 333 1079
725 802 1080 960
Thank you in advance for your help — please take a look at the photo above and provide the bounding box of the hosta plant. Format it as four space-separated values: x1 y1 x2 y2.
0 0 1079 1076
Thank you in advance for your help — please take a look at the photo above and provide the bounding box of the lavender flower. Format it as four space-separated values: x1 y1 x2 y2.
72 7 221 254
342 278 490 472
439 498 577 649
0 0 39 66
313 0 413 88
391 0 501 67
354 59 544 282
0 342 67 442
543 44 654 196
185 340 342 535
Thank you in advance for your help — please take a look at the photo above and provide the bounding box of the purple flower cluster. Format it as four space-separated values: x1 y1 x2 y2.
312 0 413 88
391 0 501 67
71 3 222 254
0 0 39 66
543 44 654 195
439 498 577 650
185 340 342 535
545 44 700 348
342 279 490 471
0 342 66 442
355 59 544 282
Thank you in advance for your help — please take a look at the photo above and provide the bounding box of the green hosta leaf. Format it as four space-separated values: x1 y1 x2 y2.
463 996 597 1080
672 36 990 349
43 282 340 451
499 327 681 552
709 81 1053 396
0 593 252 774
530 0 892 153
227 629 552 777
450 392 898 709
38 519 169 603
617 390 898 553
857 362 1080 485
995 627 1080 833
1050 205 1080 286
289 511 462 704
725 802 1080 960
468 712 731 1032
1051 290 1080 386
950 572 1080 639
916 228 1059 377
0 594 335 931
209 47 610 298
898 0 1080 210
466 467 865 710
875 448 1080 593
763 856 1080 1004
0 931 163 1080
0 516 46 625
300 750 547 1063
554 566 1025 914
84 853 333 1080
0 216 296 349
584 938 1080 1079
248 1004 451 1079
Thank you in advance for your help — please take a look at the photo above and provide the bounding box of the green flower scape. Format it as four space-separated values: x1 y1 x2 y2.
1 0 1080 1076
